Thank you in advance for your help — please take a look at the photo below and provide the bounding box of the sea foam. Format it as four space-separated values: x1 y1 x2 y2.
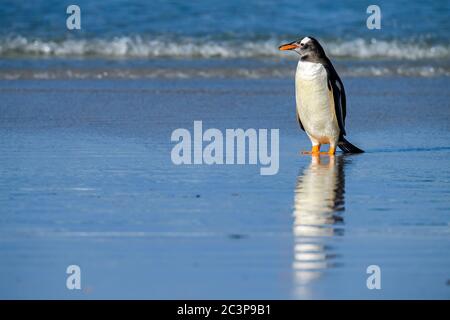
1 35 449 60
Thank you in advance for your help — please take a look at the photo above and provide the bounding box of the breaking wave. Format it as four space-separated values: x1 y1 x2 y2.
1 66 449 80
1 36 449 60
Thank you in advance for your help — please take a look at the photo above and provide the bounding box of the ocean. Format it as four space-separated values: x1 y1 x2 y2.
0 0 449 78
0 1 449 299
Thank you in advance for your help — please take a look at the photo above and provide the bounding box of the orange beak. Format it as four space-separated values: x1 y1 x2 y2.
278 42 298 51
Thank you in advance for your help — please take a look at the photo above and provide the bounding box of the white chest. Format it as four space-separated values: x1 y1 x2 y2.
295 60 339 144
296 60 326 80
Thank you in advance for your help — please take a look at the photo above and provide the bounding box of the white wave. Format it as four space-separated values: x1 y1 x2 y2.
325 38 450 60
1 66 449 80
1 35 449 60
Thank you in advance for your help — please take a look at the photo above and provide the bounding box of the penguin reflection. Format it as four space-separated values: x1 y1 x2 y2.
292 155 346 297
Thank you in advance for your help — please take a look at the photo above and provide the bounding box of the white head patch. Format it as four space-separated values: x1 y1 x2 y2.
300 37 312 45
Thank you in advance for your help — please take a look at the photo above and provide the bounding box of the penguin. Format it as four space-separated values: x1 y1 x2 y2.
279 37 364 155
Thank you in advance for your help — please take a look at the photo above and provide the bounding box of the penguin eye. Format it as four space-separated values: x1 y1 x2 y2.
300 43 304 47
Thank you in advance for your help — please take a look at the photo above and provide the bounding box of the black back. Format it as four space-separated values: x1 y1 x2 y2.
297 37 347 138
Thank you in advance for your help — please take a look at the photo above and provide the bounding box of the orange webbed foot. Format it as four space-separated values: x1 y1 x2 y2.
301 145 336 156
301 145 321 155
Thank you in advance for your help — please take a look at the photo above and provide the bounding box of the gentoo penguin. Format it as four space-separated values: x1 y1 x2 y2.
279 37 364 155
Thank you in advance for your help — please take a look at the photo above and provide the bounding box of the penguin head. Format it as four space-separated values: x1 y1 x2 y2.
279 37 326 61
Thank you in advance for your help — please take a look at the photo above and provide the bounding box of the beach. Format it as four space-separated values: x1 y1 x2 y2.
1 0 449 300
0 77 449 299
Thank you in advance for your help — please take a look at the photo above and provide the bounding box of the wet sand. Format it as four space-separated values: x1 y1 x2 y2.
0 77 449 299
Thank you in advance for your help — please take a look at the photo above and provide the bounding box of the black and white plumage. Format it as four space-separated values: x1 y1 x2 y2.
279 37 363 154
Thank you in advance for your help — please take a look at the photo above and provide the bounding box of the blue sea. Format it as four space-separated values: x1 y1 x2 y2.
0 0 449 78
0 1 449 299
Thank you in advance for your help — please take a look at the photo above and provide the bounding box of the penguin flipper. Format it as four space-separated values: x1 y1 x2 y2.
324 63 347 137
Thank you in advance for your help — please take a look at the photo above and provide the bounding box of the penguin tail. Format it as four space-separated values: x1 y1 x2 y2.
338 137 364 154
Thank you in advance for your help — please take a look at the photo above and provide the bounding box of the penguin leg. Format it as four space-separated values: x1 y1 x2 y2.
301 144 321 155
328 139 338 155
328 146 336 155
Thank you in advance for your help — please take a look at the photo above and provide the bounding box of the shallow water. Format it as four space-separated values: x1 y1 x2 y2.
0 77 449 299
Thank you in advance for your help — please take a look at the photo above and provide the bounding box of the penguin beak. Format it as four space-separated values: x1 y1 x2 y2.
278 42 298 51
